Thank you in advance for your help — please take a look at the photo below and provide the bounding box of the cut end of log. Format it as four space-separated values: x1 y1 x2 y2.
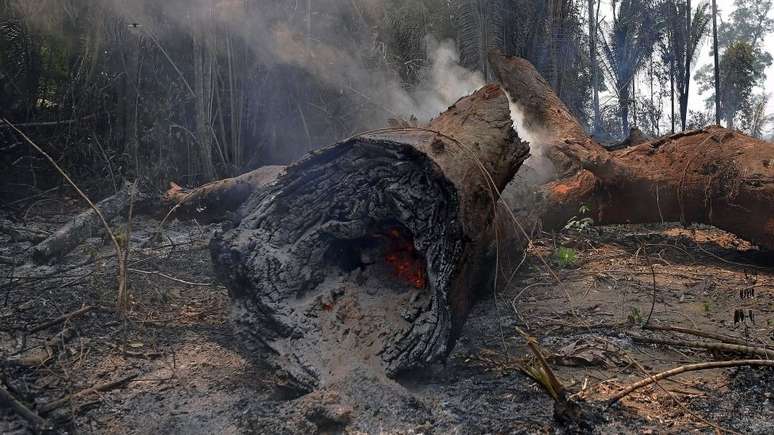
211 138 466 392
210 85 528 393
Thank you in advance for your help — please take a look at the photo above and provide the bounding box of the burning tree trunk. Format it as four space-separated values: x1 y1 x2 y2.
210 85 529 393
491 51 774 251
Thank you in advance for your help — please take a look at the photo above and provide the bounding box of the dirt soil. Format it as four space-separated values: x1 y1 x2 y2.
1 197 773 434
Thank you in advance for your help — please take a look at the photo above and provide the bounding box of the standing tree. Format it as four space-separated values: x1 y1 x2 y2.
588 0 603 134
661 0 711 131
599 0 661 136
696 0 773 131
458 0 505 81
711 0 721 124
717 41 760 129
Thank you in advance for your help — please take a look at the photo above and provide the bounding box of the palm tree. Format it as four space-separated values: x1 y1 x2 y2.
458 0 505 81
661 0 711 131
599 0 661 136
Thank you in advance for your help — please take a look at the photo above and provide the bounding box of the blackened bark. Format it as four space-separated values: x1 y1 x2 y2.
210 85 529 393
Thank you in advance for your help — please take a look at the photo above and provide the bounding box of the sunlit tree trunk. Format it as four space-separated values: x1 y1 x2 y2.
681 0 692 131
670 57 675 133
712 0 721 125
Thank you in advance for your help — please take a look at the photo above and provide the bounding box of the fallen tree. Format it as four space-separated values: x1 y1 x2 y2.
27 53 774 395
210 84 529 392
490 50 774 251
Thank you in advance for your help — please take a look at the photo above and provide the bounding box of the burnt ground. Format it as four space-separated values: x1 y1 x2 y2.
1 197 773 434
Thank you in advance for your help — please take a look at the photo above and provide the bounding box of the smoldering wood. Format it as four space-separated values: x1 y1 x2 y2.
210 84 529 393
491 51 774 252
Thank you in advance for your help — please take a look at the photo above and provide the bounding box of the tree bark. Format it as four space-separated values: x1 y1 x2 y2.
492 52 774 251
162 165 285 222
712 0 721 125
210 84 529 393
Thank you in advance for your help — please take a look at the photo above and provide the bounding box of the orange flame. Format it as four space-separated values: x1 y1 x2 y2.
383 227 427 289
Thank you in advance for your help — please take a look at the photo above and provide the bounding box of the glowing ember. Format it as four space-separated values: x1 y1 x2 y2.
382 227 427 289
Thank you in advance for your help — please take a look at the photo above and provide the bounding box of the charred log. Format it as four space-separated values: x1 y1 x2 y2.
31 182 146 264
210 85 529 393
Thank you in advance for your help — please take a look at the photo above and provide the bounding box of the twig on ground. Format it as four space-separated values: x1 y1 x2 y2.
643 324 774 350
127 268 214 286
608 359 774 405
0 385 51 432
38 373 138 414
27 305 95 333
629 334 774 358
615 354 742 434
105 342 163 359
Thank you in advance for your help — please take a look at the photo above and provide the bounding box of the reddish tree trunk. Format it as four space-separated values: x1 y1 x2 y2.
491 51 774 251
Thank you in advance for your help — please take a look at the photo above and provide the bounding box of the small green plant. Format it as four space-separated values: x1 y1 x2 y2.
564 204 594 233
553 246 578 268
703 301 711 313
627 307 642 325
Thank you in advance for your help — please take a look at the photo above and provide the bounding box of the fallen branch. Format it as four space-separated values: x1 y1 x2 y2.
0 114 98 129
608 359 774 405
643 324 774 350
38 373 138 414
30 182 139 265
8 327 75 367
127 268 214 286
629 334 774 359
27 305 95 334
0 385 51 432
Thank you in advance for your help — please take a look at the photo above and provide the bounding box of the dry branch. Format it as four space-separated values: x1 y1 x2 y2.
643 324 774 350
0 385 51 432
30 182 141 264
608 359 774 405
629 334 774 359
38 373 138 414
27 305 95 333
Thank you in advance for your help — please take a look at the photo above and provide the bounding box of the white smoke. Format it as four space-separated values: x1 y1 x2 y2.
269 29 484 123
404 37 486 121
504 92 557 185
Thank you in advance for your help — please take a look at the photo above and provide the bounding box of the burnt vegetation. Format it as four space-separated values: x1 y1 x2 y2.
2 1 774 434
